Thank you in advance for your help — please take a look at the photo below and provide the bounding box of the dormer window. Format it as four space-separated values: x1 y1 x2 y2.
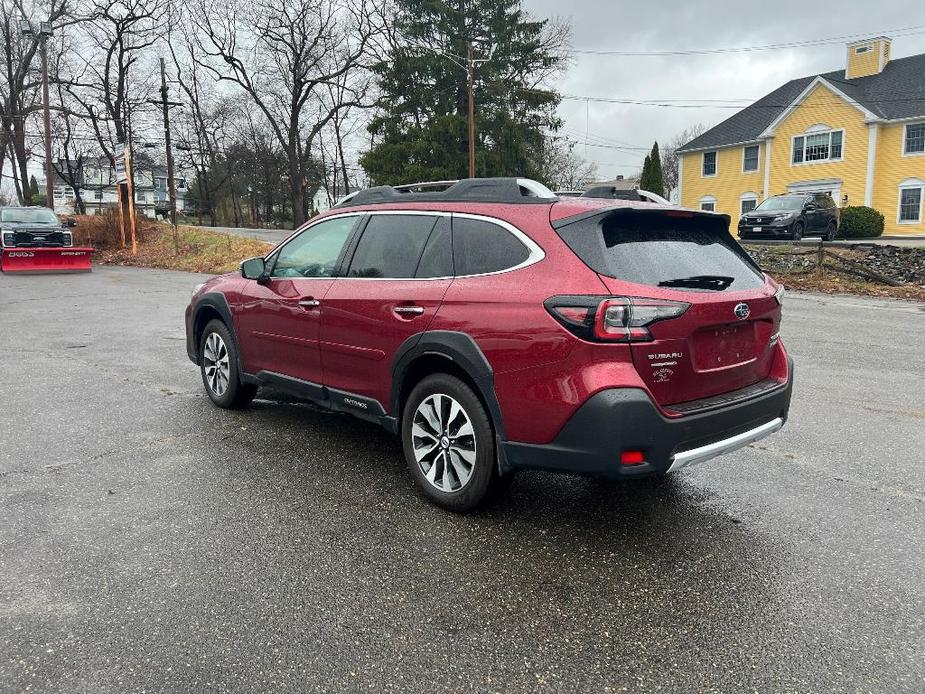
855 45 872 54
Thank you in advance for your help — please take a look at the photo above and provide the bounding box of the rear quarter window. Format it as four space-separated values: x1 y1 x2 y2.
555 210 765 291
452 217 530 275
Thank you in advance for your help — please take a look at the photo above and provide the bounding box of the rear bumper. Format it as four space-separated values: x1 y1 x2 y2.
502 358 793 478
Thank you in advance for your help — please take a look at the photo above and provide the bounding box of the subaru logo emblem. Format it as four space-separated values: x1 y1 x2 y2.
734 303 750 320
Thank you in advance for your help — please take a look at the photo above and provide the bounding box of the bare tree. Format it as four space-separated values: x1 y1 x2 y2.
0 0 70 203
48 35 94 213
65 0 166 163
168 30 235 226
540 135 597 191
318 70 370 208
193 0 384 227
662 123 709 199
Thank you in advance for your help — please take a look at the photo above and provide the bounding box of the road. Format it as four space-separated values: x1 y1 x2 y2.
198 225 292 245
1 266 923 693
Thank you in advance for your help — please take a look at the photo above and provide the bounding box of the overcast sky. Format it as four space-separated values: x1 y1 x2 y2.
524 0 925 181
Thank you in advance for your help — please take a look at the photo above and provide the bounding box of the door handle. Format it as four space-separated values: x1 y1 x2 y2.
298 298 321 308
393 305 424 316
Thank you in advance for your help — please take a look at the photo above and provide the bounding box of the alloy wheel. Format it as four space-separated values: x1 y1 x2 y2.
203 332 231 397
411 393 477 492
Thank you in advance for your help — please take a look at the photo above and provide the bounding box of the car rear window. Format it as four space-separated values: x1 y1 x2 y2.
555 209 765 291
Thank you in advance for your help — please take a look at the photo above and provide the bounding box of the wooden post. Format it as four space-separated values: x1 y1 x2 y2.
123 145 138 256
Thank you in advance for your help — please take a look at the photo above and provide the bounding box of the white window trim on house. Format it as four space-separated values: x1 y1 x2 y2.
897 178 924 225
792 127 845 166
902 122 925 157
742 144 760 173
699 195 717 212
701 151 717 177
740 192 759 215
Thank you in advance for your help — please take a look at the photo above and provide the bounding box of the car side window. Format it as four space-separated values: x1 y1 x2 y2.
415 217 453 278
271 216 357 278
452 217 530 276
346 214 438 278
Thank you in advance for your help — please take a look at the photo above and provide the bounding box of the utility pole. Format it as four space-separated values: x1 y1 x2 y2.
466 41 476 178
20 20 54 210
149 58 183 250
158 58 179 229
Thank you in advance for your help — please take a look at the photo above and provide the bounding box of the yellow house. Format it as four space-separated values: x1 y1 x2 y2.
678 37 925 236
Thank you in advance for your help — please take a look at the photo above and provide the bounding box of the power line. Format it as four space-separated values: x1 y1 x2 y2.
560 25 925 56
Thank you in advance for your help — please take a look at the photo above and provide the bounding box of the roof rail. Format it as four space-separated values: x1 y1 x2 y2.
335 177 557 208
581 187 672 206
393 180 458 192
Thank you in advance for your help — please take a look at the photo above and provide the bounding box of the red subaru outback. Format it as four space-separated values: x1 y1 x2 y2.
185 178 792 511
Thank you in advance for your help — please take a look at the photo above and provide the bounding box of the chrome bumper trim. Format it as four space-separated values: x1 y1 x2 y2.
667 417 784 473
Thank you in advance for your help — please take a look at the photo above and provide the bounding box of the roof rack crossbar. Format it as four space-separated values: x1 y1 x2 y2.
335 177 557 208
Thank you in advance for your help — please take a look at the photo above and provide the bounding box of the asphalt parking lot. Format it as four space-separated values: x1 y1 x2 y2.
1 266 923 693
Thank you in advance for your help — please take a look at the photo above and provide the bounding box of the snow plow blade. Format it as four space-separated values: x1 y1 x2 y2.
1 247 94 273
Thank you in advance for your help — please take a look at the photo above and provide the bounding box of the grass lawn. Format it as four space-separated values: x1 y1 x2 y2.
96 224 273 275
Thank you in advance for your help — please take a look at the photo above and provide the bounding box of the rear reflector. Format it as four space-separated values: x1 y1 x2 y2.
620 450 645 466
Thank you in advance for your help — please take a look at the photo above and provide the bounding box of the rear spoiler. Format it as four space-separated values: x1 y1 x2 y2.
551 205 731 230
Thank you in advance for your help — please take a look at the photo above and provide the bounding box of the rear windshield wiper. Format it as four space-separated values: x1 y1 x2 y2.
657 275 735 290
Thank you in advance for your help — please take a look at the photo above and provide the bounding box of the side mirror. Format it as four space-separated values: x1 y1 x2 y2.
240 256 267 281
65 218 77 228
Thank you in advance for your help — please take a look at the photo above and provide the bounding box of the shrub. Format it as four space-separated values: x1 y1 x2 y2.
839 206 884 238
71 208 161 249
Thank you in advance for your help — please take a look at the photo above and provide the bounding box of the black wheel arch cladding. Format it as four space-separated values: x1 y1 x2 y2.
391 330 507 441
193 292 244 373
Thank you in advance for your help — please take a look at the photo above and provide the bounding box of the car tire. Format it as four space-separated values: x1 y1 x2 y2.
401 373 498 512
790 222 804 241
823 221 837 242
199 319 257 409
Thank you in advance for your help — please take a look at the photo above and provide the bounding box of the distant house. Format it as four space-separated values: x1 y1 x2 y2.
47 157 187 218
677 36 925 236
586 175 639 191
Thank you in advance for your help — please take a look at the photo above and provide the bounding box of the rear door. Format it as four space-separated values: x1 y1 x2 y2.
319 213 453 412
555 208 780 406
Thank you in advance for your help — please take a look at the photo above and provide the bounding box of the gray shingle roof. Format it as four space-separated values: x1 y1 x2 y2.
677 52 925 153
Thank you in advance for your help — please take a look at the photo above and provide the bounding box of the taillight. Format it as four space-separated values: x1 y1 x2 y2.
545 296 689 342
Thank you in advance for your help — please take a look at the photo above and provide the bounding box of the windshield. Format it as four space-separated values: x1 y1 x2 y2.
0 208 60 224
754 197 805 212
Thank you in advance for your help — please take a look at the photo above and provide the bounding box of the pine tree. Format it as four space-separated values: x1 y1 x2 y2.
640 142 665 197
361 0 565 185
29 175 40 201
